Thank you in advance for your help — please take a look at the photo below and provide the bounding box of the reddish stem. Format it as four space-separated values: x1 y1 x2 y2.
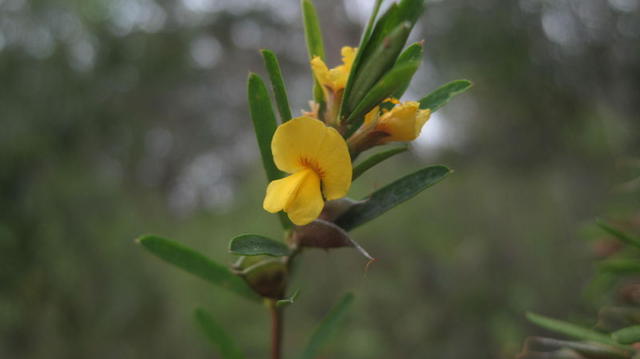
270 302 283 359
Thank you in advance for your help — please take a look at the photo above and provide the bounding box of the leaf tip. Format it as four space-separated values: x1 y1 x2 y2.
135 234 155 245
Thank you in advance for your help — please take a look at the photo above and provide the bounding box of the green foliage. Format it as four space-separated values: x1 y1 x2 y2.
342 0 424 117
340 0 383 117
522 337 630 359
345 59 421 136
299 293 354 359
247 73 293 229
137 235 260 302
419 80 473 112
612 325 640 345
391 42 424 99
598 259 640 275
301 0 325 104
229 234 291 257
247 73 282 182
352 145 408 181
597 220 640 250
194 308 246 359
336 165 451 231
525 312 625 348
344 22 412 115
261 49 293 123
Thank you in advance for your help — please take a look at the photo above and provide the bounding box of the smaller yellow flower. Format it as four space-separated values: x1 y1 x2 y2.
310 46 357 96
364 101 431 143
263 117 352 225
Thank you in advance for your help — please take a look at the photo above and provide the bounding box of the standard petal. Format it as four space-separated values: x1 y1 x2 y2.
310 56 331 91
378 101 422 142
315 126 352 200
414 109 431 137
271 116 330 173
284 169 324 225
263 170 309 213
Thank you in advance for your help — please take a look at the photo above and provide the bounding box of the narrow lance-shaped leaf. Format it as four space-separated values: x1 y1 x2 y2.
299 293 355 359
342 0 424 117
391 42 424 99
525 312 629 349
597 220 640 250
352 145 408 181
261 49 293 122
598 259 640 275
301 0 325 104
344 22 412 117
612 325 640 345
137 235 260 302
345 59 421 137
229 234 291 257
248 73 281 182
247 73 292 229
340 0 383 115
523 337 630 359
419 79 472 112
194 308 246 359
336 165 451 231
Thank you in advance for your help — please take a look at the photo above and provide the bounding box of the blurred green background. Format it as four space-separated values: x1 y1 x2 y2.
1 0 639 358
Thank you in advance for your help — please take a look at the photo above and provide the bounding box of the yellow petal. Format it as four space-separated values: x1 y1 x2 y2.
270 117 351 200
414 108 431 138
377 101 429 142
310 56 331 91
315 125 351 200
263 169 324 225
309 47 357 93
363 106 380 127
283 169 324 225
263 170 309 214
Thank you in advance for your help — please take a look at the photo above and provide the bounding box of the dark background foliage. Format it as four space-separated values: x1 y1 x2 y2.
1 0 638 358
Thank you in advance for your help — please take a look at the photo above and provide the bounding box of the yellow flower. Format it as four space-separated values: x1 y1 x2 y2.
263 117 352 225
310 46 357 96
364 101 431 143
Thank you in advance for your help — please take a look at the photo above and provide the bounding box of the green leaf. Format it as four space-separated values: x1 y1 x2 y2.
229 234 291 257
526 312 628 348
524 337 630 359
357 0 384 50
299 293 355 359
598 259 640 275
137 235 260 302
336 165 451 231
261 49 293 123
352 145 408 181
340 0 383 115
247 73 292 229
344 22 412 117
612 325 640 345
391 42 424 99
194 308 246 359
344 59 421 137
342 0 425 118
247 73 281 182
597 220 640 249
301 0 325 104
419 79 472 112
276 289 300 308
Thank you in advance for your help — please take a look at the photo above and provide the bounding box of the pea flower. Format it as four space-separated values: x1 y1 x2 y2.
310 46 357 96
263 116 352 226
349 100 431 154
310 47 357 124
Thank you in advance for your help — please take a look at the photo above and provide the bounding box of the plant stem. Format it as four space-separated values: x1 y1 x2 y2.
270 301 283 359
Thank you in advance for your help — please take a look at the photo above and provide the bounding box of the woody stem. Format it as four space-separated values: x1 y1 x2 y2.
270 301 283 359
